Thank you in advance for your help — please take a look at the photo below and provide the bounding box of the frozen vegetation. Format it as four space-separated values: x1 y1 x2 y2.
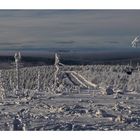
1 57 140 130
1 64 140 92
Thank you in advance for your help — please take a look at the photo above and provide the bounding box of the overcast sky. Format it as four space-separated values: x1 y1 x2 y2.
0 10 140 51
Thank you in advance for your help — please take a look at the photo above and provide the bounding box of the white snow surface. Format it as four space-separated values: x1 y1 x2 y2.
0 64 140 130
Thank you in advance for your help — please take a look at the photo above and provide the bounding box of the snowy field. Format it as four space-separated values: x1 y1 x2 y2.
0 64 140 130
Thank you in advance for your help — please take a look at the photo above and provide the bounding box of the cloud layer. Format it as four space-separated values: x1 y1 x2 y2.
0 10 140 50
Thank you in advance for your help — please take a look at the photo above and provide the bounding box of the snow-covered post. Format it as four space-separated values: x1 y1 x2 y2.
54 53 60 93
9 75 13 90
137 63 139 71
0 70 5 100
37 69 41 92
131 36 140 48
14 52 21 95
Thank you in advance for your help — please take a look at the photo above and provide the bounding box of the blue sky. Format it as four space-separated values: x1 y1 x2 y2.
0 10 140 51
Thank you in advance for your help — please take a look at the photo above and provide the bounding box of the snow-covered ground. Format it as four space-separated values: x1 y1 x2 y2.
0 64 140 130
